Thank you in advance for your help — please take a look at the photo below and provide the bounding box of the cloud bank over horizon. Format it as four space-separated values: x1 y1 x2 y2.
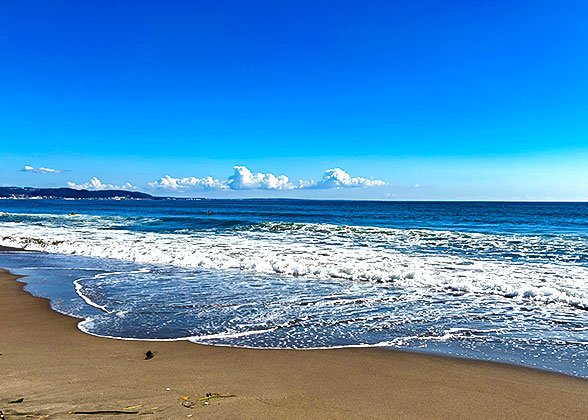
64 167 386 193
22 165 64 174
67 177 137 191
148 166 387 192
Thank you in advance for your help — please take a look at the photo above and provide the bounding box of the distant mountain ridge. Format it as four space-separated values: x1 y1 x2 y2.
0 187 156 200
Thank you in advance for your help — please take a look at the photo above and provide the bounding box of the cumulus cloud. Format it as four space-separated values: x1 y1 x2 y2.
148 175 228 191
227 166 296 190
22 165 64 174
148 166 386 192
312 168 387 189
67 177 137 190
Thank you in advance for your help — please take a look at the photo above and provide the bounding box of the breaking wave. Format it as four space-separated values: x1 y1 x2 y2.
1 212 588 310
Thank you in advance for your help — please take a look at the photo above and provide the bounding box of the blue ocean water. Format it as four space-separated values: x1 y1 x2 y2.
1 199 587 377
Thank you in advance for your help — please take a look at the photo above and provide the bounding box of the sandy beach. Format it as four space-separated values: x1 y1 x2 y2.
1 267 587 420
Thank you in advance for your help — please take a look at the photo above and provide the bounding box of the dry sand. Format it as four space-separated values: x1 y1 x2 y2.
1 268 587 420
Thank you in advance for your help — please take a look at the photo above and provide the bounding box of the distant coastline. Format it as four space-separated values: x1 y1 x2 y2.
0 186 158 200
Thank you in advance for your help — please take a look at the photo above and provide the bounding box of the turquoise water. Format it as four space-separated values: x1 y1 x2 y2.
1 199 587 377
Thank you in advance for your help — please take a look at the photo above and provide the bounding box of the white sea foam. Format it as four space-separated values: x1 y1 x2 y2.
191 327 280 341
73 278 110 313
2 213 588 309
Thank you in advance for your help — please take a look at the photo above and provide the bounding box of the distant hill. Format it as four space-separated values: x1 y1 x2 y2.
0 187 156 200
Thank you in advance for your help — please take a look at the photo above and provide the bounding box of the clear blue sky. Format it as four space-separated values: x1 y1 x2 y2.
1 0 587 199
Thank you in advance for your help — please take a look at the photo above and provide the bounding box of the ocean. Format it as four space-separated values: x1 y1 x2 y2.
1 199 587 378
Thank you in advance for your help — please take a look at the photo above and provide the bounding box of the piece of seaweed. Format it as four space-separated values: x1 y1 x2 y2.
70 410 139 415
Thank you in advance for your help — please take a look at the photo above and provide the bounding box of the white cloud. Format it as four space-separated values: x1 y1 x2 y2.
148 175 228 191
67 177 137 190
413 184 420 188
22 165 64 174
148 166 386 192
227 166 296 190
312 168 387 189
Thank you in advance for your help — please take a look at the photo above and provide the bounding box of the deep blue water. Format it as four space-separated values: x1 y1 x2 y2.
2 199 588 235
1 199 587 377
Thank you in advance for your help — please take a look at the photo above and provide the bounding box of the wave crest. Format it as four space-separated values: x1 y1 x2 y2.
1 214 588 310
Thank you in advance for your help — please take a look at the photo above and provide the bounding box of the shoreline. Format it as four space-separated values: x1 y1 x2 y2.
1 268 588 419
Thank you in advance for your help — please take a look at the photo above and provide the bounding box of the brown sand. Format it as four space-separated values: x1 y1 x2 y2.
1 268 587 420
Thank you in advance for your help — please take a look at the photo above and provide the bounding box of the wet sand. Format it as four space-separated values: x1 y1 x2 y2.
1 268 587 419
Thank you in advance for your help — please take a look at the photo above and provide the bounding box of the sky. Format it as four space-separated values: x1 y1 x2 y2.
1 0 587 200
